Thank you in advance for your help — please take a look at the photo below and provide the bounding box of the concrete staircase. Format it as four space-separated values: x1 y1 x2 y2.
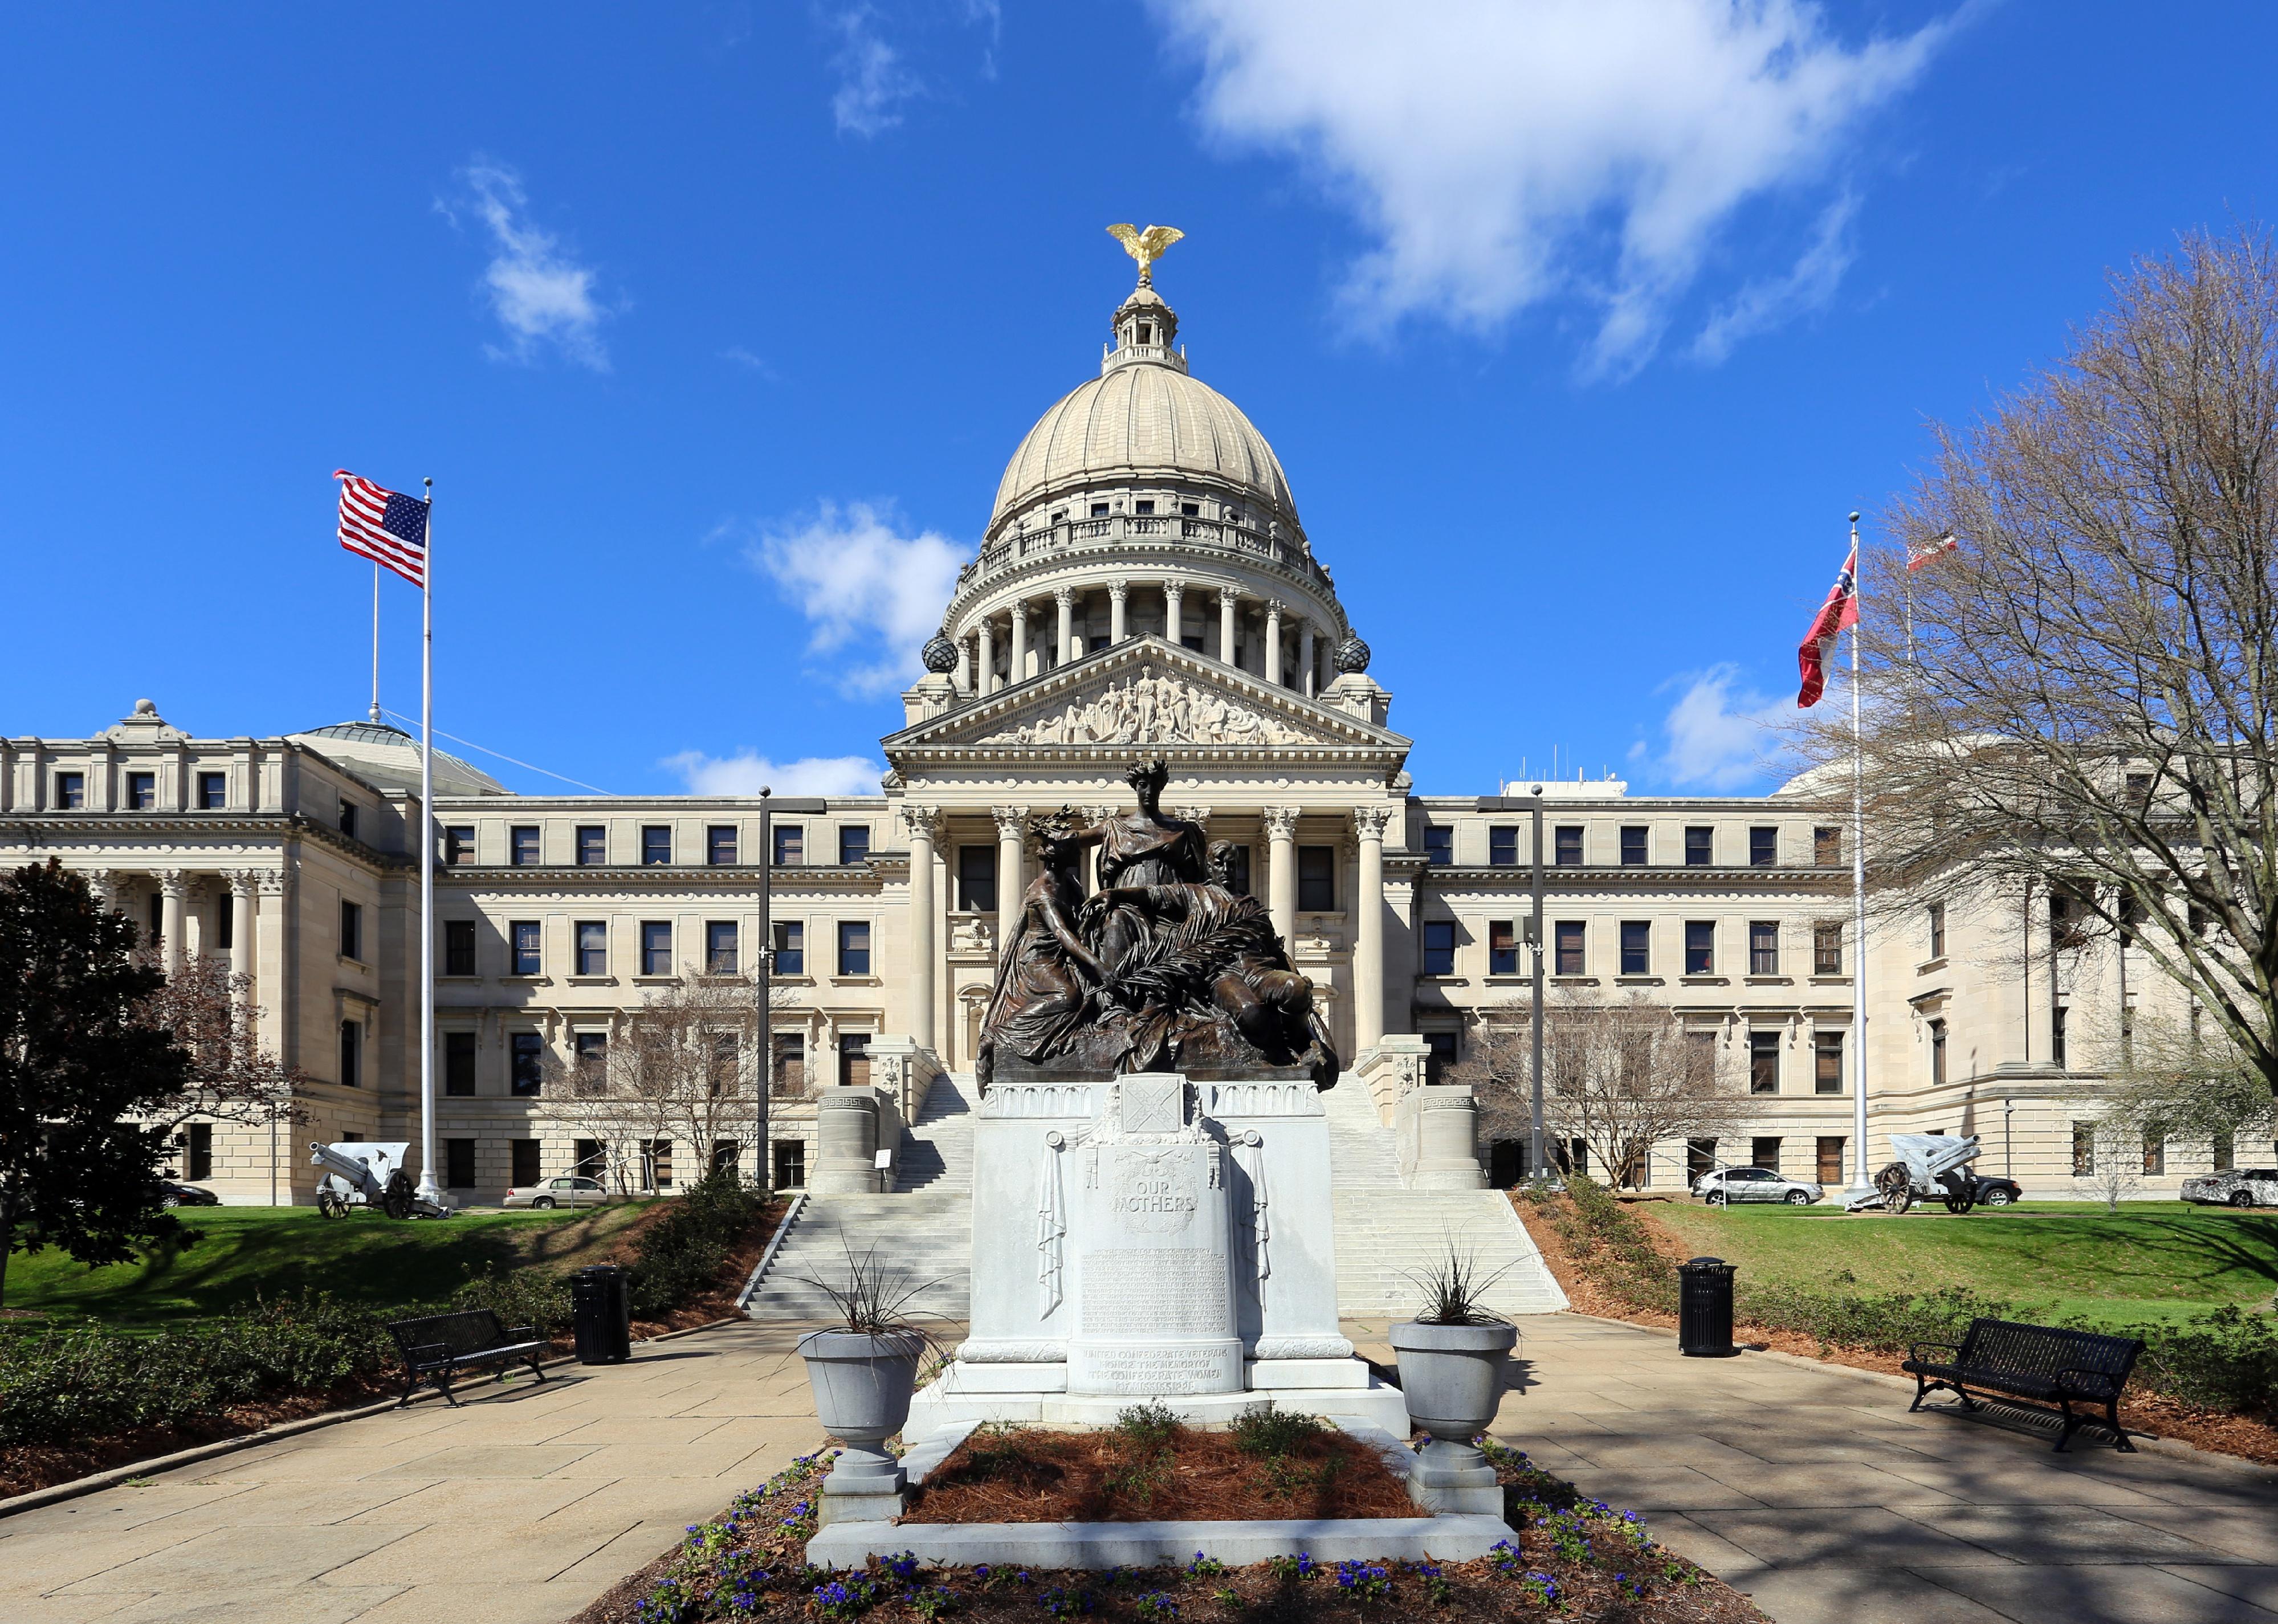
891 1070 979 1193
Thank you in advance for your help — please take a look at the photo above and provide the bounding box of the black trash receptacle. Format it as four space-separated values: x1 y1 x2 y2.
1677 1256 1737 1357
572 1264 631 1365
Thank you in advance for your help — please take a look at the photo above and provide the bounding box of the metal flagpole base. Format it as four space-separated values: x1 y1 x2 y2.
415 1172 445 1207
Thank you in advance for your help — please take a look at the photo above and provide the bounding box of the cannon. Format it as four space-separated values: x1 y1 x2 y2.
309 1141 453 1219
1844 1133 1986 1215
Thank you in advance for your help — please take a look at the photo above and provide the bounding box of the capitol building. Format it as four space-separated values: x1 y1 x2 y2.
0 258 2184 1213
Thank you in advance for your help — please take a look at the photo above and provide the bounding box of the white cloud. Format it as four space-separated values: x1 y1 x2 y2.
720 345 777 378
1690 190 1859 364
750 500 965 697
829 6 921 137
662 750 885 797
1643 663 1795 790
1154 0 1948 374
451 163 610 369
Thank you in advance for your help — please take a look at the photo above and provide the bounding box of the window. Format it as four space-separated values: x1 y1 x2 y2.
1749 1031 1779 1094
1749 826 1778 867
2142 1128 2165 1176
511 1139 541 1186
1489 826 1518 866
1134 497 1155 514
339 1020 361 1088
1748 921 1779 975
1814 1031 1844 1095
959 845 997 911
1930 1019 1947 1086
1553 920 1585 976
337 799 357 839
711 1139 740 1177
197 771 227 810
340 899 363 962
126 772 156 810
774 825 804 866
213 895 233 951
773 1033 806 1095
511 1033 544 1096
2052 1005 2069 1068
54 771 84 809
1684 826 1713 866
575 921 607 976
445 1139 476 1189
1222 844 1252 897
445 825 475 865
774 1140 808 1189
1615 920 1649 975
1813 923 1843 976
573 1032 608 1092
839 1033 872 1087
1424 825 1453 867
838 920 873 975
706 921 738 974
1091 501 1109 517
773 920 805 975
2072 1122 2096 1176
1684 921 1715 976
1815 826 1841 867
2214 1131 2235 1173
577 825 606 866
1297 847 1335 912
838 826 871 866
708 825 738 866
510 825 540 866
1817 1137 1846 1184
1554 826 1583 866
642 825 671 866
1620 826 1648 866
1421 920 1457 976
1181 633 1205 652
510 920 541 976
574 1139 606 1180
1090 635 1109 653
1751 1137 1782 1172
2126 770 2154 802
1927 902 1946 959
707 1033 739 1098
445 1030 477 1096
644 1140 675 1190
444 919 476 977
1688 1139 1718 1181
640 921 672 976
182 1123 213 1181
1489 920 1519 976
1687 1029 1717 1085
1424 1031 1457 1085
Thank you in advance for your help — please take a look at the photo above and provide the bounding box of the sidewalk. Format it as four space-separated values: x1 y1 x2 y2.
0 1320 822 1624
1419 1312 2278 1624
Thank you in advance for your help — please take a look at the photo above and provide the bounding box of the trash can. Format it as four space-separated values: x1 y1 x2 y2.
1677 1256 1737 1357
572 1264 631 1365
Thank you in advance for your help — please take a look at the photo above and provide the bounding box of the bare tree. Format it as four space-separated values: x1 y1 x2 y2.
130 950 308 1137
2094 1006 2275 1161
2076 1117 2145 1213
1797 227 2278 1097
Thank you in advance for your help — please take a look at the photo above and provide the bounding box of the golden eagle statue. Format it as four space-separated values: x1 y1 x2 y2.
1106 222 1184 285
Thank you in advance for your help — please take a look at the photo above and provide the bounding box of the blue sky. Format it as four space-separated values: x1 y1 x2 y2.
3 2 2272 799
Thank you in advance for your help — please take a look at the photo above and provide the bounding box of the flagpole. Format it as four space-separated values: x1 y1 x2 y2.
1848 509 1872 1197
414 478 442 1209
369 562 382 723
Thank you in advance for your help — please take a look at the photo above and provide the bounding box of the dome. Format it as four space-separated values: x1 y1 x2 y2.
291 720 512 797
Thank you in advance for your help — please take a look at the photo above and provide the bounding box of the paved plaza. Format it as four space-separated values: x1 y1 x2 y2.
7 1313 2278 1623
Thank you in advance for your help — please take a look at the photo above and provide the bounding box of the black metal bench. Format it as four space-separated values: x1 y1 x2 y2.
1902 1316 2142 1452
384 1308 548 1407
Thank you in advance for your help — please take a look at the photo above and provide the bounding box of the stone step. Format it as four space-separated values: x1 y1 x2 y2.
894 1071 981 1193
1330 1188 1566 1316
745 1188 976 1320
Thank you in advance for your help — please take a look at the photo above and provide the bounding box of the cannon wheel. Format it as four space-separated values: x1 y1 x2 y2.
1941 1171 1978 1215
1876 1161 1915 1215
381 1170 417 1221
317 1189 348 1219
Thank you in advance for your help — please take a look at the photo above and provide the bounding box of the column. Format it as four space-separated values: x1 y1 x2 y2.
1264 806 1299 945
1217 588 1238 669
1054 586 1077 667
1352 808 1390 1051
1264 602 1285 686
1164 580 1185 647
903 806 941 1050
1109 580 1128 644
993 807 1026 953
1299 620 1317 697
955 635 973 694
977 617 996 696
255 871 288 1062
1009 602 1029 684
229 871 257 982
157 870 187 976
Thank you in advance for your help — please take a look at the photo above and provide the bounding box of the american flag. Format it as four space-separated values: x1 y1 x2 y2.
333 470 427 587
1907 531 1961 572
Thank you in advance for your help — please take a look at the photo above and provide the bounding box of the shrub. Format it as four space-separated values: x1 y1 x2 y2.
625 1170 769 1318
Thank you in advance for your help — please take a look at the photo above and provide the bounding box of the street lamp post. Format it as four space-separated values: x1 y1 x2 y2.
755 787 772 1194
1528 783 1548 1186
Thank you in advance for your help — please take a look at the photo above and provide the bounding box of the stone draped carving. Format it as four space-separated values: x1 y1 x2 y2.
978 671 1308 748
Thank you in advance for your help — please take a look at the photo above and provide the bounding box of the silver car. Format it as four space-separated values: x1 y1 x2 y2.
1694 1166 1824 1206
503 1174 610 1210
2180 1168 2278 1209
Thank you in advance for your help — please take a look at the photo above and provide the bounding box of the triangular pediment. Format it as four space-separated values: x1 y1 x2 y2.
883 636 1409 764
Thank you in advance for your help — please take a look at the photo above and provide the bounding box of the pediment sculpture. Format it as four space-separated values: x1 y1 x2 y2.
976 758 1338 1092
975 671 1311 747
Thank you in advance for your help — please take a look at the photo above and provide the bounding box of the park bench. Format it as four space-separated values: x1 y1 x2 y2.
384 1308 548 1407
1901 1316 2143 1452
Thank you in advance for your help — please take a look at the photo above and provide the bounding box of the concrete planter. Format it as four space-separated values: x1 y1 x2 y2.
797 1329 928 1527
1389 1320 1519 1441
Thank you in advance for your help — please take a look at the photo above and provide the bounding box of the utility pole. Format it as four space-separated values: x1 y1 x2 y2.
755 787 773 1194
1528 783 1547 1185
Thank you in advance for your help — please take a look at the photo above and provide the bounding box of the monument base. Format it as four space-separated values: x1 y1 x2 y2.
904 1358 1410 1435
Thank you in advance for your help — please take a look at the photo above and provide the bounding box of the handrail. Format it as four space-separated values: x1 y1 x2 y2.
736 1189 807 1312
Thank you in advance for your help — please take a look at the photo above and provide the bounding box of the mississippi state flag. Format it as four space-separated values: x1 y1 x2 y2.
1796 542 1857 708
334 470 428 588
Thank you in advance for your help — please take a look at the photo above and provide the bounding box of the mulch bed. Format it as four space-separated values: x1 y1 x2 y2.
569 1437 1770 1624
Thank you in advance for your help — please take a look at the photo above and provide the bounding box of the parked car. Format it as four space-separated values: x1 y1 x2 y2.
2181 1168 2278 1209
503 1174 610 1210
1693 1166 1824 1206
158 1178 220 1209
1970 1176 2023 1207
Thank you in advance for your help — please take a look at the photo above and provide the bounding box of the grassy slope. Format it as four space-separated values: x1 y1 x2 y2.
1649 1199 2278 1327
5 1203 654 1329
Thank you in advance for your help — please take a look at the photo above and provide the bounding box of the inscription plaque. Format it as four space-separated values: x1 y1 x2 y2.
1081 1247 1227 1335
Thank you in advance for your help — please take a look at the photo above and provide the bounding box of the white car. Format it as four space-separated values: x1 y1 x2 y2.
2180 1168 2278 1209
1693 1166 1824 1206
503 1174 610 1210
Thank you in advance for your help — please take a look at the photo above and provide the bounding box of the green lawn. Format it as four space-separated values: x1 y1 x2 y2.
1649 1199 2278 1328
2 1202 654 1331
